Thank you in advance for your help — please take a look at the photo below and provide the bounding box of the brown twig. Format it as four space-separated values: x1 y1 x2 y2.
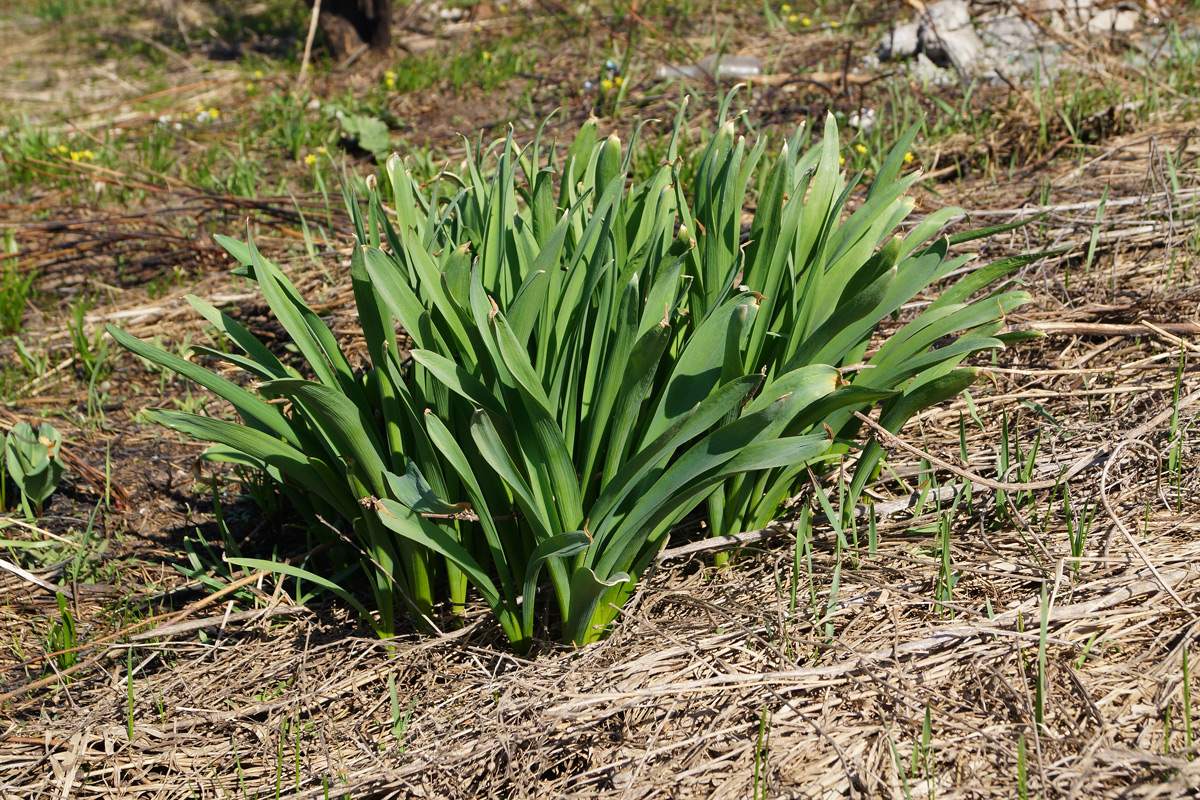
298 0 323 88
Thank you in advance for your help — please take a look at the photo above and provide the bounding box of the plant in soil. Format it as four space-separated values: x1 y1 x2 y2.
108 96 1042 651
3 421 66 519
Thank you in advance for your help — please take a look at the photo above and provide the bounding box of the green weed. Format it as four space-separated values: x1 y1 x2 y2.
45 593 78 673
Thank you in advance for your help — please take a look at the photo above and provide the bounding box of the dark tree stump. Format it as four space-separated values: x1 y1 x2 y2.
317 0 392 61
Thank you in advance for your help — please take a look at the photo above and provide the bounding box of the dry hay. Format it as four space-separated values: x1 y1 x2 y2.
3 460 1200 800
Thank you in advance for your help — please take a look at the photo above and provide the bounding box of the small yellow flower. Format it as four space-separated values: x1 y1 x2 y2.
317 146 327 155
384 70 397 80
830 19 841 27
246 82 256 91
801 16 812 25
304 153 317 165
498 2 507 11
601 78 614 91
385 77 396 88
838 154 845 166
69 149 94 161
253 69 263 79
208 107 219 119
903 151 914 163
781 3 791 10
614 75 623 87
855 143 867 154
482 50 493 61
54 144 69 155
788 13 799 22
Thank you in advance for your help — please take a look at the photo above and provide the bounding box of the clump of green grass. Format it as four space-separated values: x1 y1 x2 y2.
0 255 32 336
110 96 1042 651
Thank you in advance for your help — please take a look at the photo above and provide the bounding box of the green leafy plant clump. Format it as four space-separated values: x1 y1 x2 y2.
109 94 1043 651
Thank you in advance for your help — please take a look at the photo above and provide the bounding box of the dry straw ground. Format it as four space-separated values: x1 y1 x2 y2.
1 1 1199 797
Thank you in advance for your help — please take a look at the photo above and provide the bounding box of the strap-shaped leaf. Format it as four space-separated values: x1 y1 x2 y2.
384 461 460 516
618 432 833 569
246 234 359 401
592 374 761 535
593 390 804 575
469 409 555 543
847 368 983 504
578 274 640 491
185 345 284 383
361 245 431 351
423 410 519 603
351 246 398 368
491 312 584 530
372 499 520 644
409 349 505 415
601 319 674 484
185 295 291 379
563 566 631 647
226 557 378 633
644 292 760 443
259 378 390 498
143 409 356 519
522 532 590 639
108 325 297 446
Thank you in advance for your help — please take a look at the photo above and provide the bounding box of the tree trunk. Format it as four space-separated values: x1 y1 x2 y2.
317 0 392 62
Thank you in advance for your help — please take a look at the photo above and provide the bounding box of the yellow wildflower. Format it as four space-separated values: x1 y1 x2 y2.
614 75 623 87
482 50 493 61
788 13 799 22
854 143 867 154
601 78 614 91
903 151 914 163
304 153 317 165
830 19 841 27
253 69 263 79
317 146 328 155
801 16 812 25
69 149 94 161
781 3 791 10
838 154 845 166
209 107 219 119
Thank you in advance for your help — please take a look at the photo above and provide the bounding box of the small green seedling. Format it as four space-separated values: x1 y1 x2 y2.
46 593 77 673
4 421 66 518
